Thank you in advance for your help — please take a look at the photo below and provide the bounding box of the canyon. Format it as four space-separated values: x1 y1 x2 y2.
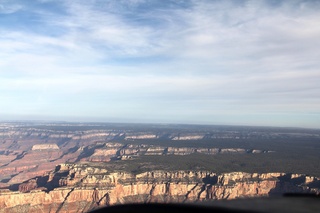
0 163 319 213
0 122 319 212
0 123 281 186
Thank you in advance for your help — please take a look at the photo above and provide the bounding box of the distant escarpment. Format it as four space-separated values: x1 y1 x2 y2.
0 139 272 186
0 123 319 212
0 163 319 213
0 127 275 186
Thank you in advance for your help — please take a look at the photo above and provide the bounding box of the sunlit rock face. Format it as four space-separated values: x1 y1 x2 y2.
0 124 318 212
124 133 158 140
167 147 195 155
0 164 319 213
31 144 59 150
88 148 118 162
171 133 205 140
0 125 276 188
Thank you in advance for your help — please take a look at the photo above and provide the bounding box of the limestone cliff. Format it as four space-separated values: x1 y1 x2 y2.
0 164 319 213
32 144 59 150
0 125 276 186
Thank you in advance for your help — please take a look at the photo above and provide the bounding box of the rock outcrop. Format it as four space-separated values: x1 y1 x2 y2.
0 138 270 186
31 144 59 150
18 179 38 193
0 122 319 213
0 123 286 186
0 164 319 213
88 148 118 162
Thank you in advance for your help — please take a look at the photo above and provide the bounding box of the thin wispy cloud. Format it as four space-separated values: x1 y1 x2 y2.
0 0 319 127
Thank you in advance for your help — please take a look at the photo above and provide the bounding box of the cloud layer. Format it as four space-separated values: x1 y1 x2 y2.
0 0 320 127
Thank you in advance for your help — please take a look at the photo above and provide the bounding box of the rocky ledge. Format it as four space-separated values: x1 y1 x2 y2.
0 163 319 213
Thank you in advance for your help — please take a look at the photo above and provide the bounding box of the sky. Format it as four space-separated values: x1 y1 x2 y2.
0 0 320 128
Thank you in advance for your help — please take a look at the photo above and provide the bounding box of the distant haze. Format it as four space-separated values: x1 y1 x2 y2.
0 0 319 128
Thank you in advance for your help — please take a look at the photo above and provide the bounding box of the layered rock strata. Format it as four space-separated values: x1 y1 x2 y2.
0 164 319 213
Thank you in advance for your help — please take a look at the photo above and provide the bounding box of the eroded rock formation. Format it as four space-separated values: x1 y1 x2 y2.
0 123 284 186
0 164 319 213
32 144 59 150
18 179 38 193
0 123 319 213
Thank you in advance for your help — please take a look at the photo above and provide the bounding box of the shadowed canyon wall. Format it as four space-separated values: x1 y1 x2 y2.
0 164 319 213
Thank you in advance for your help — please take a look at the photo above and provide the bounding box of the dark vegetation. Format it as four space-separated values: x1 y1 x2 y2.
103 137 320 177
17 122 320 135
104 151 320 177
4 122 320 177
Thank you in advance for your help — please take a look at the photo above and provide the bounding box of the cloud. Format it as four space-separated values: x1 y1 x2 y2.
0 0 320 127
0 2 22 14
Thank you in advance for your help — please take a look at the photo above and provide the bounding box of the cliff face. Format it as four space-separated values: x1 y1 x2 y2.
0 131 272 186
0 164 319 213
